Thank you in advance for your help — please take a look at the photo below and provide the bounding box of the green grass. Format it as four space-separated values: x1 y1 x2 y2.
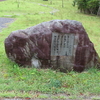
0 0 100 99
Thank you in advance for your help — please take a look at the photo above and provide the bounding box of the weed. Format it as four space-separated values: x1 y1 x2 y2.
37 94 48 99
47 78 62 88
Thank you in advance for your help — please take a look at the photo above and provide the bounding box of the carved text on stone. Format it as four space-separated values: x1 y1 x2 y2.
51 32 75 56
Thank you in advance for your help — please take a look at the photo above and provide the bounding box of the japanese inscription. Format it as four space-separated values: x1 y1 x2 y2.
51 32 75 56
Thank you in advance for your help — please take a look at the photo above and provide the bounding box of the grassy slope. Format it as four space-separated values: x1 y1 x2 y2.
0 0 100 98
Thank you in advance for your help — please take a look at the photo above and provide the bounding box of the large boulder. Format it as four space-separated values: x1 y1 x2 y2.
4 20 100 72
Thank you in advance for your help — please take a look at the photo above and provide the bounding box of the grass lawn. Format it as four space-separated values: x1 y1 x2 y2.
0 0 100 99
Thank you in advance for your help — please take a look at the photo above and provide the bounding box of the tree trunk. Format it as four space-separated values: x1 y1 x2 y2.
97 1 100 16
62 0 64 8
17 0 20 8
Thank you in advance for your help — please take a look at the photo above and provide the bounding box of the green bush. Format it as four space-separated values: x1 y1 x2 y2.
73 0 99 15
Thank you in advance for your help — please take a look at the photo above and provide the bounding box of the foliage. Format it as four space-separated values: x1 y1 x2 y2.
73 0 99 15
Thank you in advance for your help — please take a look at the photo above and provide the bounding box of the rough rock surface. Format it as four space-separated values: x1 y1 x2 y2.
4 20 100 72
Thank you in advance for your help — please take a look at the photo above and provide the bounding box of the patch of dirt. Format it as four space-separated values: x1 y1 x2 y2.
1 94 100 100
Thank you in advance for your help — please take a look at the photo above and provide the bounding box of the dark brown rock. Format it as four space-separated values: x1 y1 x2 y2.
4 20 100 72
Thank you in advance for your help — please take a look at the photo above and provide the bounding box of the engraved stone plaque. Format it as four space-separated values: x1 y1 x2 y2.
51 32 75 56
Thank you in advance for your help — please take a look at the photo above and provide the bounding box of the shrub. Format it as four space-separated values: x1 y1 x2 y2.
73 0 99 15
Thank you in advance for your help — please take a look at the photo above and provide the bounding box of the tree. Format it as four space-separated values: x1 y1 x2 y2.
16 0 20 8
97 0 100 16
73 0 99 15
62 0 64 7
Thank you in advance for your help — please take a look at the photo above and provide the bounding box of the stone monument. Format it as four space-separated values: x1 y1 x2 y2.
4 20 100 72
